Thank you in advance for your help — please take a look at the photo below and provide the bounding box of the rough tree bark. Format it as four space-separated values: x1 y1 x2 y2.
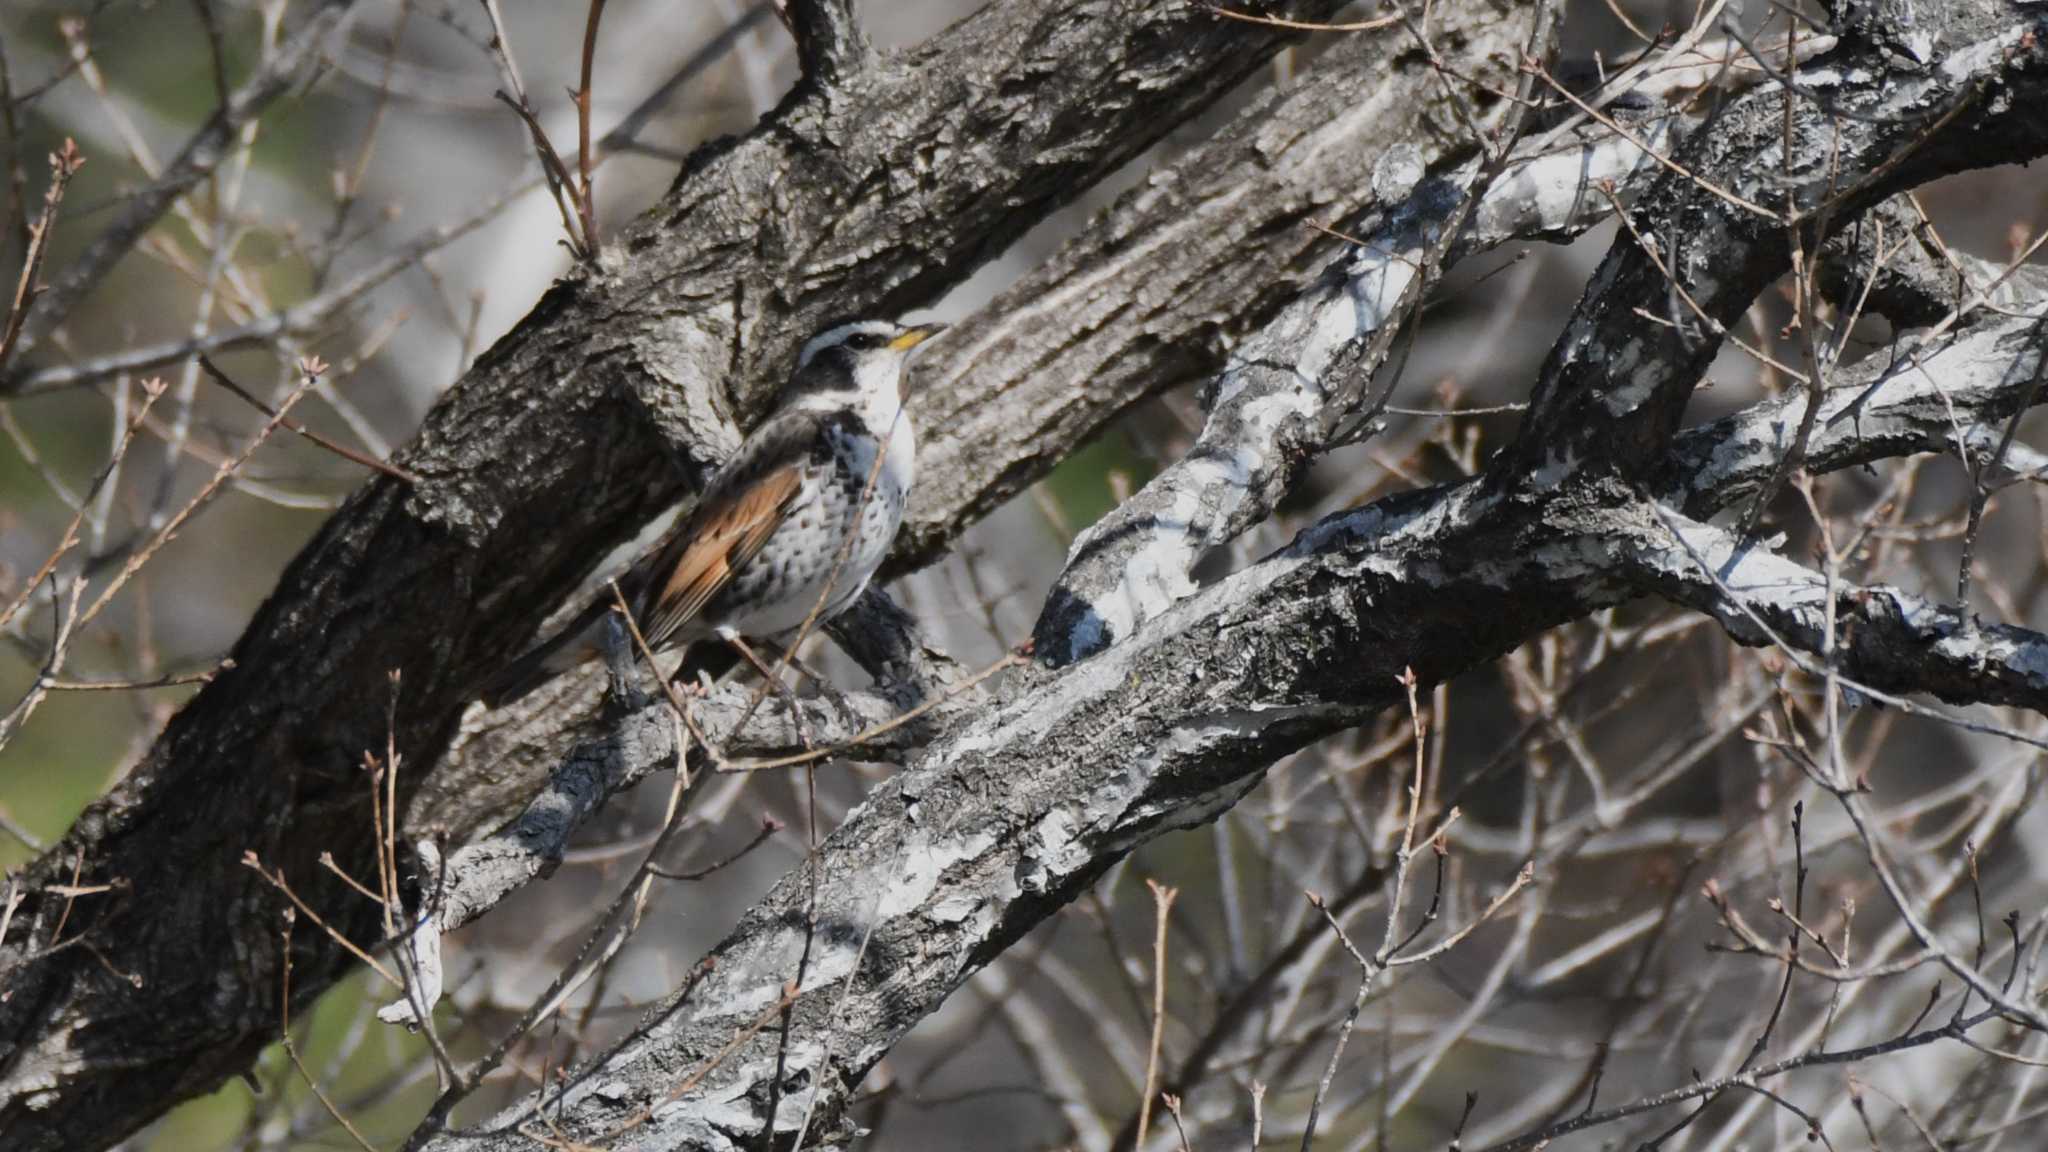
3 0 2047 1149
0 2 1364 1145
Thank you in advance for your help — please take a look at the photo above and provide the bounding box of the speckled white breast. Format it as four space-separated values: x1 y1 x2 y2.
717 412 914 640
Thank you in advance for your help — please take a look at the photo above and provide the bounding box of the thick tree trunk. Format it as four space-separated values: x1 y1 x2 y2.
4 1 2047 1149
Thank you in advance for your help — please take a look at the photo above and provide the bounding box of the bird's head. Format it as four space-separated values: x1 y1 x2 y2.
789 319 948 414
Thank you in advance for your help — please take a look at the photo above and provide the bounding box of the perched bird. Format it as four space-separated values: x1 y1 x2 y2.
483 318 945 706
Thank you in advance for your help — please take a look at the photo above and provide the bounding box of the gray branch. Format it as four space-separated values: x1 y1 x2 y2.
1033 158 1487 663
396 9 2048 1142
1503 0 2048 483
1666 307 2048 516
896 0 1532 567
0 4 1361 1145
1624 506 2048 716
782 0 869 83
1031 28 1882 662
1037 41 1706 661
7 3 2048 1151
417 676 912 945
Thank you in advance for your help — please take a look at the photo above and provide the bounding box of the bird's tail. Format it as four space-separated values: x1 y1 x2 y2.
479 598 610 708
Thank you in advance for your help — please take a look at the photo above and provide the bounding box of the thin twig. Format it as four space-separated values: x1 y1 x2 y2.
1136 879 1180 1150
196 355 419 483
0 138 83 376
277 910 379 1152
242 852 401 987
573 0 610 259
1524 58 1779 222
477 0 587 258
77 358 328 632
717 648 1024 771
1199 3 1399 31
0 376 163 636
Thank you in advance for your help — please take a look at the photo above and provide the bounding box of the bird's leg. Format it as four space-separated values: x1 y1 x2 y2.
722 631 783 689
770 642 870 735
724 630 813 750
778 649 831 691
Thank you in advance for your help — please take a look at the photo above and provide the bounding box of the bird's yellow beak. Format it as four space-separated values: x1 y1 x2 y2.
891 324 945 403
888 323 947 352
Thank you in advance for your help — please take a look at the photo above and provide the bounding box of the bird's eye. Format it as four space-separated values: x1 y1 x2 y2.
844 332 880 351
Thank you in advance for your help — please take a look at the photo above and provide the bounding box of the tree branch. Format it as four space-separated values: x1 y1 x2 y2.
1624 505 2048 717
1665 308 2048 517
0 4 1355 1147
1037 0 1556 663
1500 5 2048 485
896 0 1527 569
781 0 869 83
2 0 360 375
392 9 2048 1142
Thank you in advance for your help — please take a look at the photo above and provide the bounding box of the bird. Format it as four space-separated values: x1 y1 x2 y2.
482 317 945 706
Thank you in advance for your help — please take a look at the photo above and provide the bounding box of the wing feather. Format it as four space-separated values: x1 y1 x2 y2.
639 462 806 648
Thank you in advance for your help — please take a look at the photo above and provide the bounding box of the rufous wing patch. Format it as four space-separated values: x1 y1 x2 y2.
641 463 806 648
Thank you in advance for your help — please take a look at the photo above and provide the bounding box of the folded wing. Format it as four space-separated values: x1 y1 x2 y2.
640 461 806 649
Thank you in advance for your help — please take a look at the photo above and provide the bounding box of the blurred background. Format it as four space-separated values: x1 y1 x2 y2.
4 1 2048 1149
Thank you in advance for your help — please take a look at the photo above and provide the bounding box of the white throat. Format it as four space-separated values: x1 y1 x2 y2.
852 359 916 508
855 356 905 430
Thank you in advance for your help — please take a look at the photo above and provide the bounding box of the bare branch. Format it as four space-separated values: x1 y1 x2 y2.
1037 0 1554 662
1628 504 2048 717
1501 4 2048 486
0 5 1359 1146
5 0 360 368
780 0 869 83
1664 308 2048 517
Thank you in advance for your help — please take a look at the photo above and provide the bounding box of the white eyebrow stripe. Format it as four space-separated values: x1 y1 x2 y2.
797 320 900 369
